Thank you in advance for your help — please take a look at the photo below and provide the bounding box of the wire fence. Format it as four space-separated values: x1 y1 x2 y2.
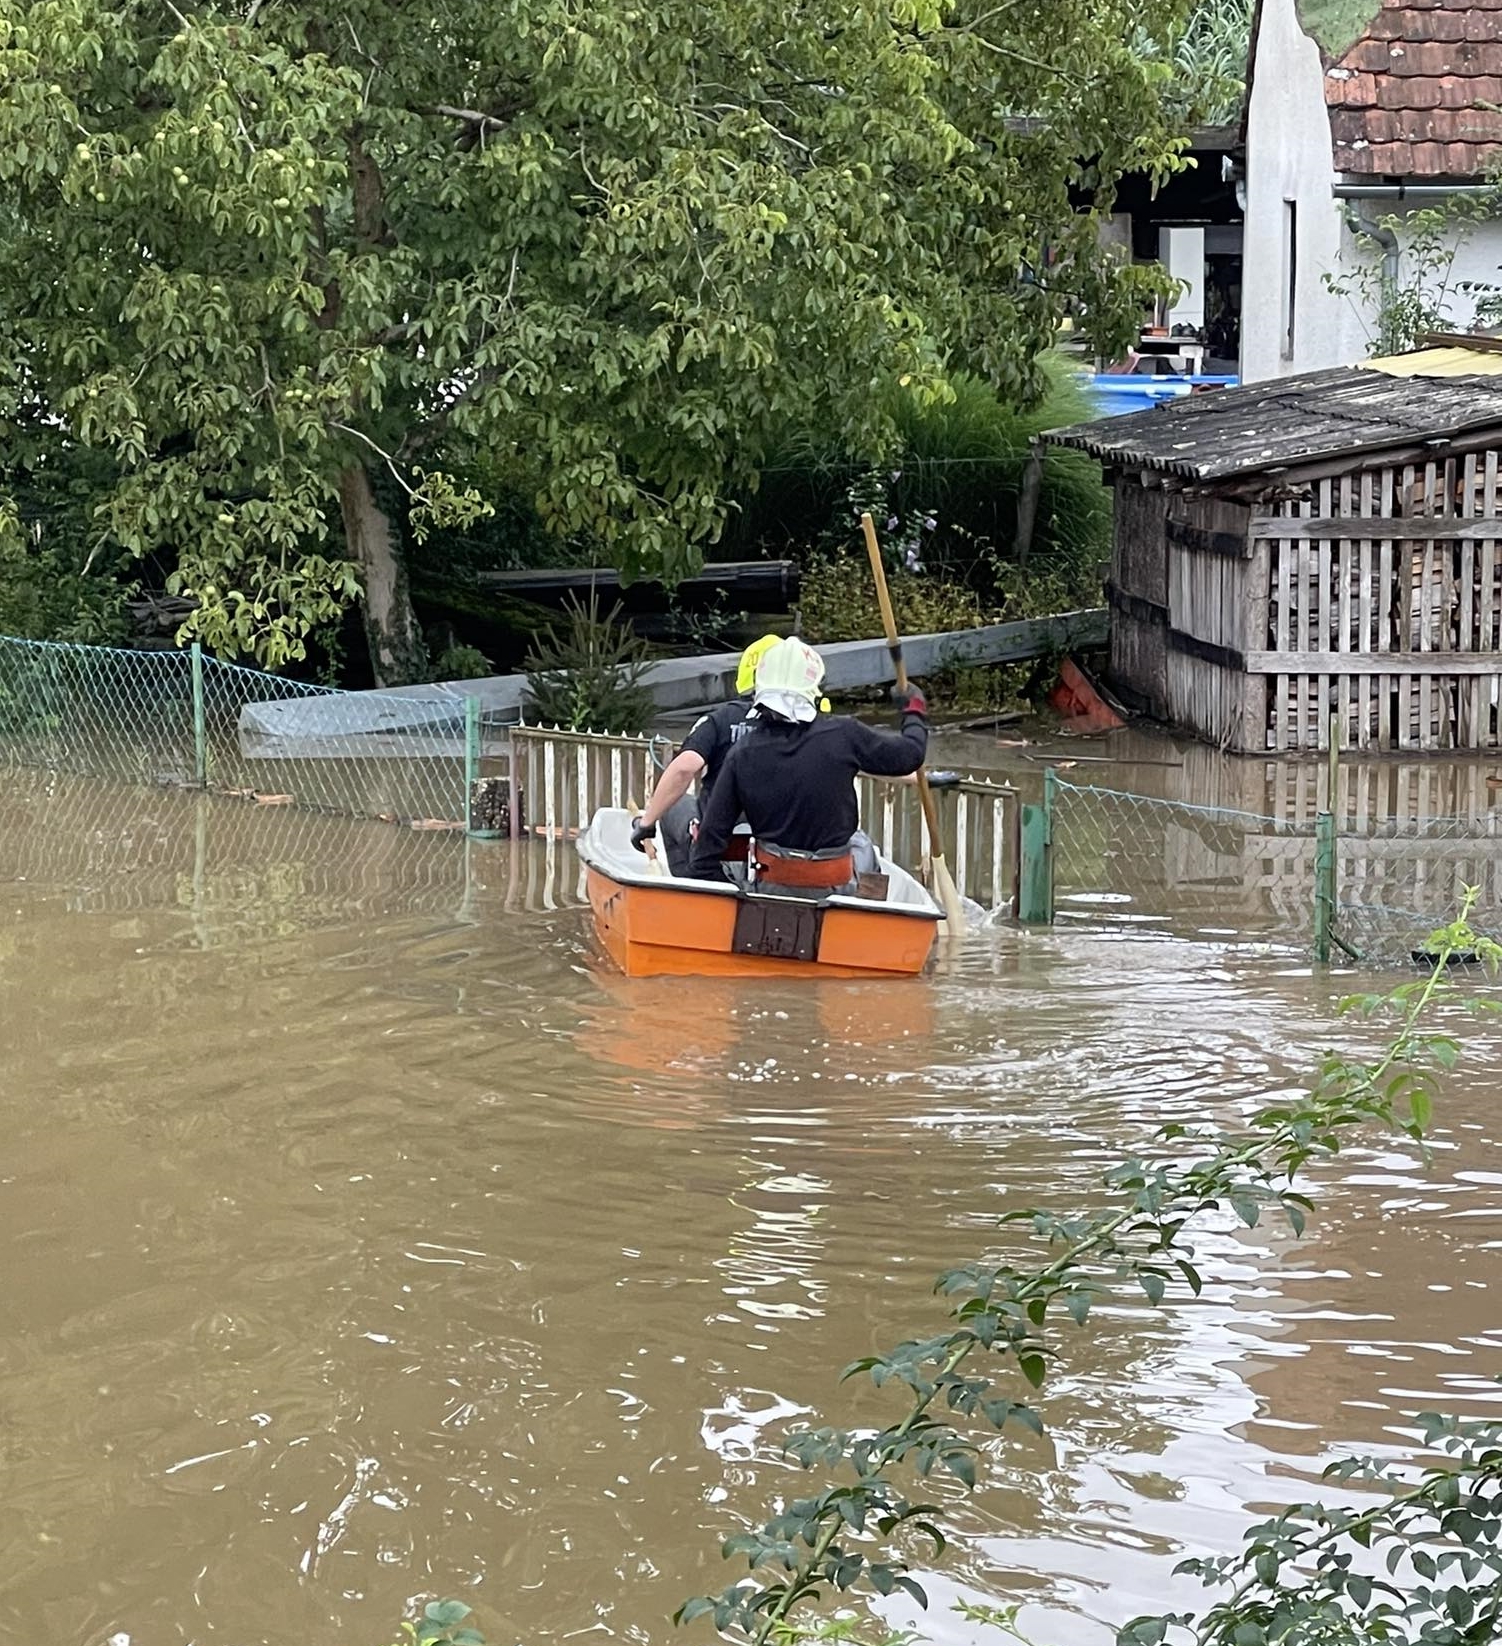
0 634 1020 916
11 630 1487 964
0 633 478 824
1047 773 1502 966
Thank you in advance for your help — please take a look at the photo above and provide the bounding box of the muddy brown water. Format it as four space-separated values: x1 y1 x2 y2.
2 760 1501 1646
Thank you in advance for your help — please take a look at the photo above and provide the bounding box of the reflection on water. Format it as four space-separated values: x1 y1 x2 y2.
1 769 1499 1646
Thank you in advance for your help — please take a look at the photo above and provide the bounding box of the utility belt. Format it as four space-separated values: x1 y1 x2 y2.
752 841 855 890
688 821 752 862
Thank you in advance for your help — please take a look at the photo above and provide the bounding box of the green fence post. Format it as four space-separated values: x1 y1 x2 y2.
464 694 480 835
190 641 207 787
1017 774 1055 925
1313 809 1335 965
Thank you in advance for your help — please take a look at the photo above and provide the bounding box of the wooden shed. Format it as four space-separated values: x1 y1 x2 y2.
1048 350 1502 753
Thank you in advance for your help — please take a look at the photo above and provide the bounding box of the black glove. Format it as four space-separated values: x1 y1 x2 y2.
926 770 961 791
630 815 657 852
891 683 927 717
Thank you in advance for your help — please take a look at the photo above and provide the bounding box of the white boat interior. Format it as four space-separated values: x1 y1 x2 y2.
576 808 941 918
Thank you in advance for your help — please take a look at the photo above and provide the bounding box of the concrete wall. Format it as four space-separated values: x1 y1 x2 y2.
1244 0 1502 381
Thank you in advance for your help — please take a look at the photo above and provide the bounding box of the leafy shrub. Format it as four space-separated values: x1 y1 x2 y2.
747 355 1111 598
429 642 494 682
522 594 656 734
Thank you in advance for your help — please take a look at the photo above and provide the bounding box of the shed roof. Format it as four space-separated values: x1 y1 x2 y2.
1323 0 1502 177
1045 365 1502 481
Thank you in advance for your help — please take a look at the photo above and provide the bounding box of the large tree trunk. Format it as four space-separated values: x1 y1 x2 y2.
338 462 428 686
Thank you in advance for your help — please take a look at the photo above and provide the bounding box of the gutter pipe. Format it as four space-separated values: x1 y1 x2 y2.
1331 183 1500 203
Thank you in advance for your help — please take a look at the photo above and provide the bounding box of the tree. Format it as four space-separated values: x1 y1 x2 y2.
0 0 1186 682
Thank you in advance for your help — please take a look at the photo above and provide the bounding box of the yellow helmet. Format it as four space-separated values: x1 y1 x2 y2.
736 633 783 695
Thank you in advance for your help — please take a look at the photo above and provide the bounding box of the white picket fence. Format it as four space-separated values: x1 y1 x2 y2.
504 724 1019 913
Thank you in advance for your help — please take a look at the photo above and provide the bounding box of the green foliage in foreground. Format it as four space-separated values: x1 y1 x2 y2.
390 1600 484 1646
0 0 1189 680
679 902 1502 1646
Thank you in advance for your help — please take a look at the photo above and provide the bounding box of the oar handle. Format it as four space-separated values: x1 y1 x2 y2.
860 511 908 693
859 512 965 932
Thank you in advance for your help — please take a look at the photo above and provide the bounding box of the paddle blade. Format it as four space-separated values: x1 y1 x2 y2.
931 852 966 932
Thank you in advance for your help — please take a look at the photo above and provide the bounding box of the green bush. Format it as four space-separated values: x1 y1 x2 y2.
748 357 1110 616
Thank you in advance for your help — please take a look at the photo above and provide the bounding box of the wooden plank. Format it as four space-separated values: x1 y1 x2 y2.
1359 470 1374 749
1245 650 1502 675
1480 454 1493 658
1317 479 1333 751
1379 468 1395 657
1248 515 1502 542
1299 495 1315 747
1275 525 1291 651
1462 454 1480 745
1338 475 1354 657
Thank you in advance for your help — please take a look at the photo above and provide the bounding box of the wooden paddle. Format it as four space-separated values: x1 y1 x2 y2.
859 511 966 933
626 796 670 878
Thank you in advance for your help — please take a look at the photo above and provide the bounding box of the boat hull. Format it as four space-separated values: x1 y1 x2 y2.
585 865 938 979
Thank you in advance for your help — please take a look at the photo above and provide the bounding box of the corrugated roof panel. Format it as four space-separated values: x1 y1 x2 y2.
1363 347 1502 378
1045 365 1502 480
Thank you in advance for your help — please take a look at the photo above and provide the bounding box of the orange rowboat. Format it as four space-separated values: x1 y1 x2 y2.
577 808 942 979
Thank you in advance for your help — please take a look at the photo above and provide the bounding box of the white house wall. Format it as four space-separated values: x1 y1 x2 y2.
1243 0 1502 381
1243 0 1364 379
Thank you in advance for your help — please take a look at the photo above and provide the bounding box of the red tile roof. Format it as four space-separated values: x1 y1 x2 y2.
1324 0 1502 175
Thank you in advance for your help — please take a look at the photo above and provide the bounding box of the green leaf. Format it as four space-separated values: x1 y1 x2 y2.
1019 1353 1046 1389
944 1451 977 1489
1140 1272 1165 1307
425 1603 471 1630
1066 1290 1091 1326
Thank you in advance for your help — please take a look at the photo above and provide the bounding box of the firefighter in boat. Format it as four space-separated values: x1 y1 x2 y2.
628 634 786 876
686 637 928 894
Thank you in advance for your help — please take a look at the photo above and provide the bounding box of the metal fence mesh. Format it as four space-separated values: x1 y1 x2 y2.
0 634 475 825
1051 776 1502 965
1051 780 1317 946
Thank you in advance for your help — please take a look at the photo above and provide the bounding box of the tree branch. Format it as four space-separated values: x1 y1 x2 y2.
330 422 414 496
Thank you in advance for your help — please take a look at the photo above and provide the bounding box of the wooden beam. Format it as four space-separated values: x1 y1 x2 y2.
1245 650 1502 675
1168 628 1245 671
1422 331 1502 355
1167 518 1249 557
1250 516 1502 542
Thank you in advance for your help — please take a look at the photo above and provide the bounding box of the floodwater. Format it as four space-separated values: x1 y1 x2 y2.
2 764 1501 1646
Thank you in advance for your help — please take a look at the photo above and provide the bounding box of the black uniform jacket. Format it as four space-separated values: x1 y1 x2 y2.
686 708 926 878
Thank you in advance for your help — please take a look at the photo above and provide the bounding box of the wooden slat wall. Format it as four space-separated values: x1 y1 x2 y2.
1110 478 1171 716
1163 493 1253 747
1249 452 1502 751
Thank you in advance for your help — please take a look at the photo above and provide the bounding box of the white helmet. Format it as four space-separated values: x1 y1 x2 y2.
753 637 826 723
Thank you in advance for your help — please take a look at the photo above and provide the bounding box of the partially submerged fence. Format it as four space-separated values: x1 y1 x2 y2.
8 631 1490 959
0 634 1019 915
1026 765 1502 966
509 724 1020 914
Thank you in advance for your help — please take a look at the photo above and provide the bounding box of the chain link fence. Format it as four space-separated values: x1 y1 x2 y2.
1047 774 1502 965
0 633 478 825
